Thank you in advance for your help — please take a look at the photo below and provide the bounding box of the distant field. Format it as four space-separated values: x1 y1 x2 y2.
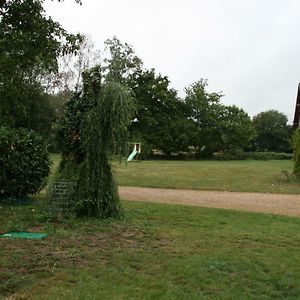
50 155 300 194
114 159 300 194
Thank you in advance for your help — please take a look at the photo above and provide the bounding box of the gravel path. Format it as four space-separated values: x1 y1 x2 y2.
119 186 300 217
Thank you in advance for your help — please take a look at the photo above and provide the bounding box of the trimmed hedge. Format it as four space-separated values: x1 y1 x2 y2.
245 152 293 161
214 150 246 161
214 151 293 161
0 127 51 200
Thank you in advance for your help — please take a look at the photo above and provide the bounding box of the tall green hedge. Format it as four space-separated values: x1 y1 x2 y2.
0 127 51 200
294 128 300 179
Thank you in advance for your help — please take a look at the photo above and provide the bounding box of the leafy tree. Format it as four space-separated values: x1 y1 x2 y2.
46 35 101 94
219 105 256 151
130 69 193 156
185 79 223 156
0 0 82 129
253 110 292 152
59 37 144 160
47 91 73 152
26 88 56 137
103 36 143 84
61 67 102 164
50 36 141 93
0 0 82 8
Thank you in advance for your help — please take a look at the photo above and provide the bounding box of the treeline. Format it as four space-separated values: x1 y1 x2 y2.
0 0 293 159
53 38 293 159
129 75 292 158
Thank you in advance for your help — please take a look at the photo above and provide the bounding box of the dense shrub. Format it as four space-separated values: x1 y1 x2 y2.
294 128 300 178
0 127 51 200
214 151 292 161
246 152 293 160
214 150 246 161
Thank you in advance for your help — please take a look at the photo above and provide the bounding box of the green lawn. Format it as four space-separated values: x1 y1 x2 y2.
1 200 300 299
50 154 300 194
114 159 300 194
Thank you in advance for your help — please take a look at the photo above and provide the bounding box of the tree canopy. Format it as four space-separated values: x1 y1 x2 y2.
219 105 256 151
129 69 193 155
185 79 223 155
253 110 292 152
0 1 293 159
0 0 82 130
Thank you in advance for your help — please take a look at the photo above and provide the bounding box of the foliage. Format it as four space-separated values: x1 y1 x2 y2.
60 67 102 164
60 37 142 161
0 127 51 200
130 69 193 156
48 35 101 93
47 91 73 152
74 69 134 218
184 80 256 155
253 110 292 152
185 79 223 155
219 105 256 151
0 0 82 129
103 36 143 84
214 150 247 161
246 152 293 161
214 151 293 161
294 128 300 179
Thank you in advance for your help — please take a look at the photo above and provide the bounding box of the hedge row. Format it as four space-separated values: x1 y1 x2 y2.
214 151 293 161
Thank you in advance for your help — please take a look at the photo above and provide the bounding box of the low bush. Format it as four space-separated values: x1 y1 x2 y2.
214 150 246 161
0 127 51 201
245 152 293 160
214 151 292 161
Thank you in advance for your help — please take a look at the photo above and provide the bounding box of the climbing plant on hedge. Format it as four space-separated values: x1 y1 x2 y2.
294 128 300 179
0 127 51 201
74 68 134 218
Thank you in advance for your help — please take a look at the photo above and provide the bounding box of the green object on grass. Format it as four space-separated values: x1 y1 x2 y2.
0 232 47 239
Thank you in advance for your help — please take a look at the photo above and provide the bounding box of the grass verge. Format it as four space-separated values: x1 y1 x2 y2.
1 199 300 299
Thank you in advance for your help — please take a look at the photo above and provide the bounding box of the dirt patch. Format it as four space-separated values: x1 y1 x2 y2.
119 186 300 217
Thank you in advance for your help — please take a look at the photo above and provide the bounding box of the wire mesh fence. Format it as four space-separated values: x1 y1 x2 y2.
47 180 76 215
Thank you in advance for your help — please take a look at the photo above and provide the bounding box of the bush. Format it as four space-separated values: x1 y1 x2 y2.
0 127 51 201
213 151 293 161
294 128 300 178
214 150 246 161
195 147 214 159
245 152 293 160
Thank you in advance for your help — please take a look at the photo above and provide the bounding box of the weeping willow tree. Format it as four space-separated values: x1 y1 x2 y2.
74 69 134 218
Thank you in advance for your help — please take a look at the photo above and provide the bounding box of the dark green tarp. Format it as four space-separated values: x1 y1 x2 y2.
0 232 47 239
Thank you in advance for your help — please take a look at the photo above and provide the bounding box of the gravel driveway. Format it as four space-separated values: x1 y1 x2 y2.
119 186 300 217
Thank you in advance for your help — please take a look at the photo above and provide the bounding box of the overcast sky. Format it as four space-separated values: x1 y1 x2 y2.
44 0 300 123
